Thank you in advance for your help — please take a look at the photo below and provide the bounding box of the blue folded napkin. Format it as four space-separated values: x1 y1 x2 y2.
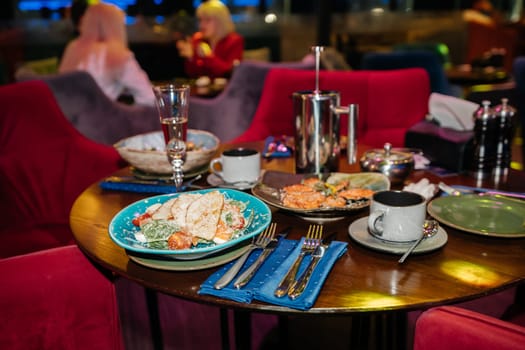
263 136 292 158
199 238 348 310
99 181 182 194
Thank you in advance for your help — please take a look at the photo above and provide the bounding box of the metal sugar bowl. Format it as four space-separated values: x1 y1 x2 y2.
360 143 414 184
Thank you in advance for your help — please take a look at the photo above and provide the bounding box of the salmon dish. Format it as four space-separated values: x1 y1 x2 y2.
281 177 375 210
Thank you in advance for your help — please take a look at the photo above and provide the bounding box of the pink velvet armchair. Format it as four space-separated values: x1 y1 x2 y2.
0 245 123 349
0 80 124 258
230 67 430 147
414 306 525 350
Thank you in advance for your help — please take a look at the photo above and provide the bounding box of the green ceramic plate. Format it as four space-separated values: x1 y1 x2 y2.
427 194 525 237
126 242 250 271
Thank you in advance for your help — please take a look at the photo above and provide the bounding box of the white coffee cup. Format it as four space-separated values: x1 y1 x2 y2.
210 148 261 184
367 190 427 242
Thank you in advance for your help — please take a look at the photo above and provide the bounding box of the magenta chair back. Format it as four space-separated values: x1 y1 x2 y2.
0 245 124 349
0 80 124 258
230 67 430 147
414 306 525 350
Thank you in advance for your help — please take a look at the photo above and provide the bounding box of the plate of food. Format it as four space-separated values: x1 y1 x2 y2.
109 189 271 259
251 171 390 218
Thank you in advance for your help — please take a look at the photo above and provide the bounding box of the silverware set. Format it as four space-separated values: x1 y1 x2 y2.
274 225 323 298
214 223 276 290
213 223 327 299
288 243 326 299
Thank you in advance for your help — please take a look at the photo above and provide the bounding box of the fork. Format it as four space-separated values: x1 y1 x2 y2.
273 224 323 297
288 243 326 300
233 224 278 289
213 222 276 290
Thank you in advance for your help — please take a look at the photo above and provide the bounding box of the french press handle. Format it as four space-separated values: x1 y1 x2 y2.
332 104 359 164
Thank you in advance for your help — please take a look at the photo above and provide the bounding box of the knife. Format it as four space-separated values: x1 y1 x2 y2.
287 244 326 300
214 227 291 290
233 238 279 289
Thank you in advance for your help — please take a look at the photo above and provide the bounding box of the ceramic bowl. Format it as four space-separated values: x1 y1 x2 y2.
114 130 219 175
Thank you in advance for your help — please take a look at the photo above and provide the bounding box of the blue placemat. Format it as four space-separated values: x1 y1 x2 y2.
99 181 181 194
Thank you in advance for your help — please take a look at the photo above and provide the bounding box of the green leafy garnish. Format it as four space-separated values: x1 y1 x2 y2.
141 220 179 242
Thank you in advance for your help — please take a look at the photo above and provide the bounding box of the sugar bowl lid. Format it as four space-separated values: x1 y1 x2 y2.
360 143 414 167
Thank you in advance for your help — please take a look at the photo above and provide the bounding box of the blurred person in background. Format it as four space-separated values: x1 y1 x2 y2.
175 0 244 79
59 2 155 106
70 0 89 36
463 0 504 25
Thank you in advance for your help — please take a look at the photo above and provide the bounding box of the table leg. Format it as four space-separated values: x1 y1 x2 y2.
145 288 163 350
349 312 407 350
233 310 251 350
277 315 289 347
502 283 525 321
350 314 370 349
220 308 230 350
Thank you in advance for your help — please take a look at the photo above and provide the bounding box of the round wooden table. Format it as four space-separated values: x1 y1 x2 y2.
70 142 525 349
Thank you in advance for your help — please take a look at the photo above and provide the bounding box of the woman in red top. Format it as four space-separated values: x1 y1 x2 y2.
176 0 244 78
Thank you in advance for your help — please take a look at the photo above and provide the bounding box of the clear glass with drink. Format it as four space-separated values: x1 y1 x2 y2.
152 84 190 190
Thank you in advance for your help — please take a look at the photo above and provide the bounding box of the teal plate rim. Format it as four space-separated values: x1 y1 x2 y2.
109 188 272 257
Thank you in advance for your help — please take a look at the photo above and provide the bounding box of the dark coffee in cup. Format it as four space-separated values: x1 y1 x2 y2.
372 191 424 207
223 148 258 157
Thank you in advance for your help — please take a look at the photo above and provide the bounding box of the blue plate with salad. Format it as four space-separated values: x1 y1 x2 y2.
109 188 272 260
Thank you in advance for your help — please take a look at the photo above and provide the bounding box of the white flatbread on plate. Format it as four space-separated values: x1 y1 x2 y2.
186 191 224 240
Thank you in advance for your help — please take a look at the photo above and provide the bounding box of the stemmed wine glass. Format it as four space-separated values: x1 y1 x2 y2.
152 84 190 190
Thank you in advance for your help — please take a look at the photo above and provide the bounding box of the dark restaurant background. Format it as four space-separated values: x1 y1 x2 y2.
1 0 524 81
3 1 520 19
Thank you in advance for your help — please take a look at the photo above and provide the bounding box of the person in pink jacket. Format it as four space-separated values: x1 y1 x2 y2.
59 2 155 106
176 0 244 79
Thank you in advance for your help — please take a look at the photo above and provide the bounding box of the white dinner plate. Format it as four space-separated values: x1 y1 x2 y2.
348 217 448 255
207 173 258 190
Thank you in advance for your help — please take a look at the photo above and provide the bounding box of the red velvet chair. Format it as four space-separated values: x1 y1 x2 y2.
0 245 124 349
0 80 124 258
230 67 430 148
414 306 525 350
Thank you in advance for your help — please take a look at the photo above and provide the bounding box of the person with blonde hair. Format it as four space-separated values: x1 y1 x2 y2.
59 2 154 106
176 0 244 78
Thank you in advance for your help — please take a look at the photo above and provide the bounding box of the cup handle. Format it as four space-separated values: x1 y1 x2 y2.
209 158 223 177
368 210 385 236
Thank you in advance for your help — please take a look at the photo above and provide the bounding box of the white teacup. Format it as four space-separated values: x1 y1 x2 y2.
367 190 426 242
210 148 261 184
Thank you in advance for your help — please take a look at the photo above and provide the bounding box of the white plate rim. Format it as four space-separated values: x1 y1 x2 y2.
348 216 448 255
206 173 258 190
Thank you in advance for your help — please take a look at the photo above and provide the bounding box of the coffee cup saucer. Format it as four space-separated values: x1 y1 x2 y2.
348 217 448 255
206 173 258 190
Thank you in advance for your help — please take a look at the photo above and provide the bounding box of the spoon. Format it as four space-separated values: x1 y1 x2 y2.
398 220 439 264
